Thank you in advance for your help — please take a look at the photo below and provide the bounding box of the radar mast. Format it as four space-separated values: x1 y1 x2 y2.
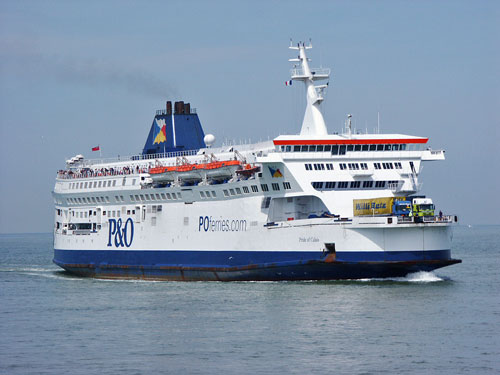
289 40 330 136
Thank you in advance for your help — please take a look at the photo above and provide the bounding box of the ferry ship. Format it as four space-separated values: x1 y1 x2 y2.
52 42 461 281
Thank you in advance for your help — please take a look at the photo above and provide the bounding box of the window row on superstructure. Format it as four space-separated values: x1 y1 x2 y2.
61 180 296 207
279 143 424 154
305 161 405 171
305 163 334 171
67 177 143 190
311 180 400 190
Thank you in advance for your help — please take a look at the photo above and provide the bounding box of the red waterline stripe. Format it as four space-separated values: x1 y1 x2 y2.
273 138 428 146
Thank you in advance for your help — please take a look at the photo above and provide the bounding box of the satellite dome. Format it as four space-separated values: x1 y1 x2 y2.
204 134 216 147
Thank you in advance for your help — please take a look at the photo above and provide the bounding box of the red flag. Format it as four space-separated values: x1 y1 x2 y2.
92 146 100 151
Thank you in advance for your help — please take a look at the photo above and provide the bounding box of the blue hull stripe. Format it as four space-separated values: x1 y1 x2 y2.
54 249 452 268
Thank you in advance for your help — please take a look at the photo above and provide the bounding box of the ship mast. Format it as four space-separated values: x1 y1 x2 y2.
289 41 330 136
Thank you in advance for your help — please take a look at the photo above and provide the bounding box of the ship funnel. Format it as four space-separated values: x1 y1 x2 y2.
142 100 206 155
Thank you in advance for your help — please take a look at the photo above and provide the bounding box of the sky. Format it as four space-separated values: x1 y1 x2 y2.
0 0 499 233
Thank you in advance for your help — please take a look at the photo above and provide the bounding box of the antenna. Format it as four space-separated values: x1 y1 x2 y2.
377 112 380 134
347 114 352 137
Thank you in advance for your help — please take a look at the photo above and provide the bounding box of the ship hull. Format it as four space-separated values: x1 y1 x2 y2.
53 249 461 281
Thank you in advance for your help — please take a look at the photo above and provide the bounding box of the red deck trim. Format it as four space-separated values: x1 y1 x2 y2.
273 138 428 146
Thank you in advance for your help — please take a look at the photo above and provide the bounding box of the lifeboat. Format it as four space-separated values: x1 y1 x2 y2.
149 165 177 182
149 160 242 182
204 160 242 179
235 164 261 178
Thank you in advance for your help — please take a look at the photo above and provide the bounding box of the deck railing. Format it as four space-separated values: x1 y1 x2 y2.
78 149 199 167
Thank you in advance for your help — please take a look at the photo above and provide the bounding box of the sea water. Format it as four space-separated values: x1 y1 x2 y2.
1 226 499 374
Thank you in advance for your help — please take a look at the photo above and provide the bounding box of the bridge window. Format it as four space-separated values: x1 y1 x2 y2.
272 183 280 191
251 185 259 193
363 181 373 188
375 181 386 188
294 146 301 152
325 181 335 189
312 182 323 189
354 145 361 151
338 181 349 189
350 181 361 188
283 182 291 190
339 145 346 155
347 145 354 152
362 145 369 151
331 145 339 155
316 145 324 152
243 186 250 193
261 184 269 192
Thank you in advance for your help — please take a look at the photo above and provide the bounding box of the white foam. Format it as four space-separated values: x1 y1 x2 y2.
358 271 446 283
0 267 55 273
403 271 445 282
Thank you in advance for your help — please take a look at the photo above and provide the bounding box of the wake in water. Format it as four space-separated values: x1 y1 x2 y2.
358 271 450 283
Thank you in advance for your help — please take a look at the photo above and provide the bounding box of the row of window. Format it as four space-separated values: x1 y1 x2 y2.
305 161 405 171
65 204 165 220
305 163 334 171
374 162 403 170
66 192 181 206
312 180 400 190
222 182 292 197
280 143 424 154
69 179 121 189
131 192 181 202
67 196 112 205
65 181 296 206
339 163 369 171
